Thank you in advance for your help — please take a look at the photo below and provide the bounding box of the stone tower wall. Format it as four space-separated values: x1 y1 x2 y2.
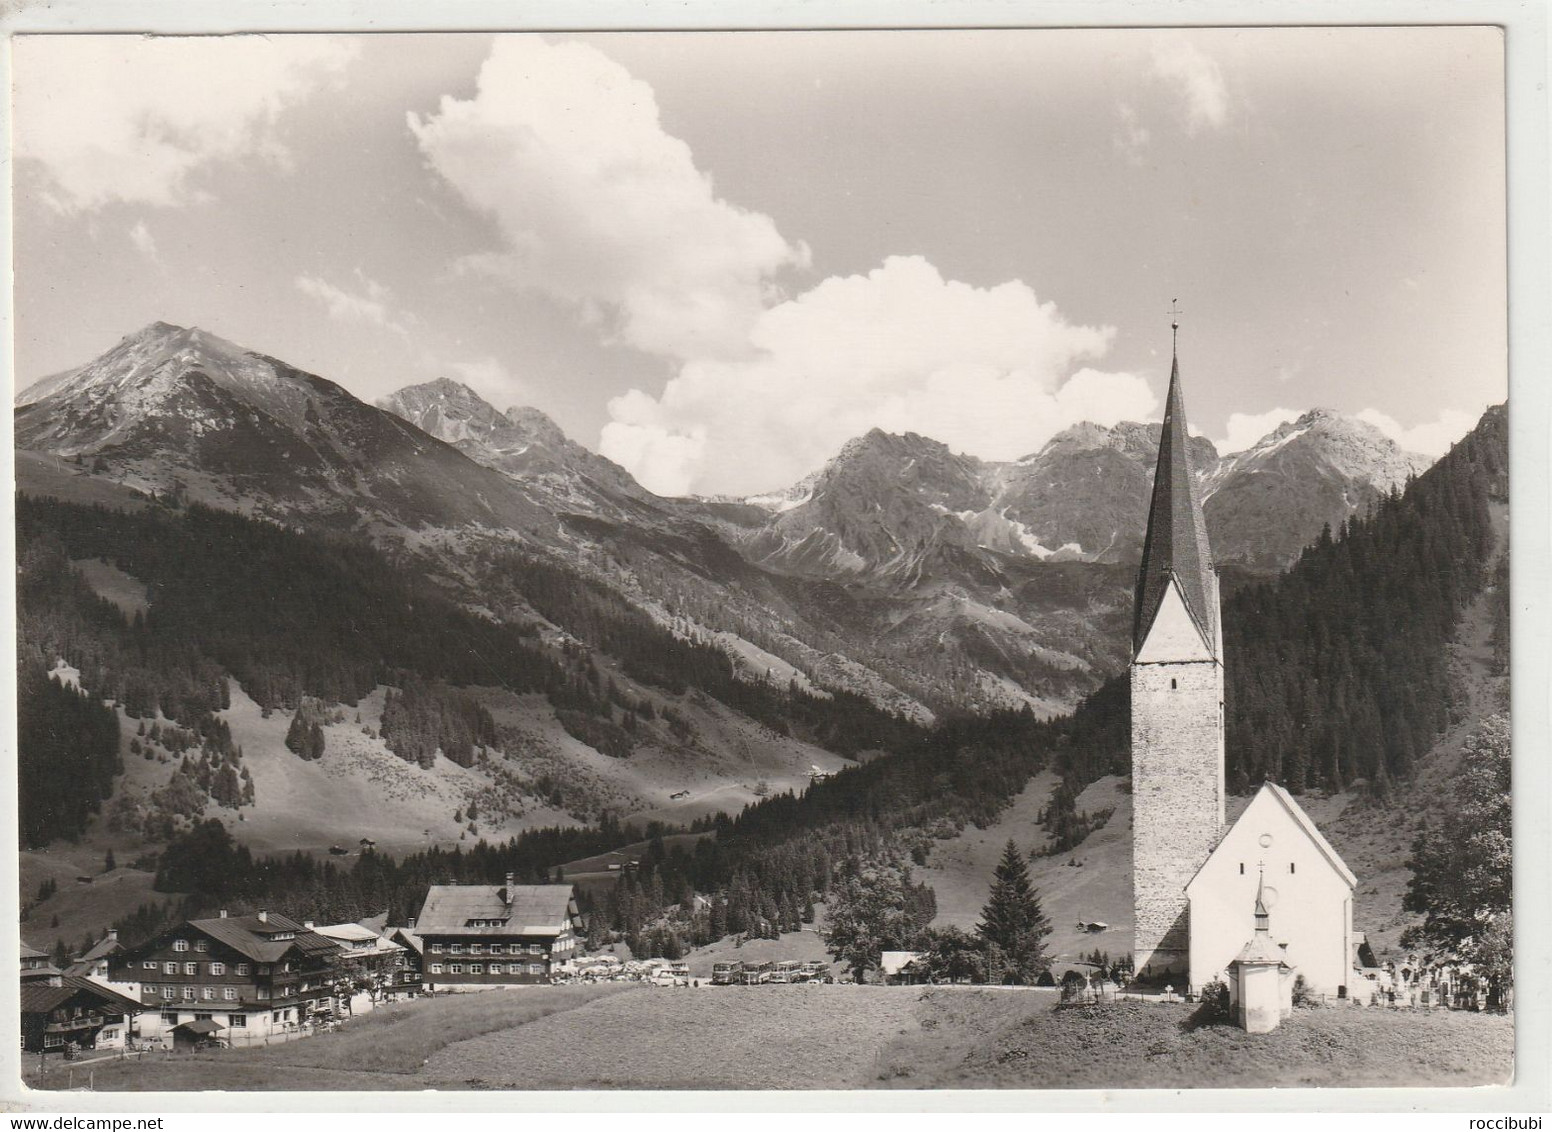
1131 658 1225 976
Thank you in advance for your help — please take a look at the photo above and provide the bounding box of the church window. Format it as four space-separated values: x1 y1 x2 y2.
1170 678 1177 690
1289 862 1296 874
1239 863 1244 875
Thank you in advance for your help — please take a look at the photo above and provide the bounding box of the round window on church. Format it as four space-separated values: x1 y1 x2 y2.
1258 833 1273 848
1260 886 1279 909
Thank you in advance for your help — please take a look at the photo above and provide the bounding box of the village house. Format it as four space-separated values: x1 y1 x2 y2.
314 922 418 1013
416 876 580 990
20 940 62 985
107 909 344 1043
20 975 144 1054
65 929 123 984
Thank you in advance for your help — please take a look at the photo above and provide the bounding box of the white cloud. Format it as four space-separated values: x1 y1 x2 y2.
1114 102 1152 165
600 255 1153 496
1149 37 1230 134
1356 406 1481 457
295 270 409 336
408 36 808 363
445 357 528 409
1217 407 1303 454
128 220 159 260
13 36 357 214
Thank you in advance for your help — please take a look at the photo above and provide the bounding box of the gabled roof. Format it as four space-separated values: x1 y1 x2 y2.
20 941 47 960
182 913 343 964
19 975 146 1016
387 928 424 956
76 936 122 963
1133 350 1217 658
1187 781 1358 892
416 884 577 937
174 1018 224 1035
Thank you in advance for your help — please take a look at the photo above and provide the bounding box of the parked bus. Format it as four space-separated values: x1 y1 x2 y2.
741 961 773 985
712 961 744 986
769 960 804 984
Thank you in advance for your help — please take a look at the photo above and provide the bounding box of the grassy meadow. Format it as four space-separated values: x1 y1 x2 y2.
24 985 1511 1093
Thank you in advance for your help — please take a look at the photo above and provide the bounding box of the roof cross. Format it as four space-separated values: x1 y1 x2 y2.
1167 298 1183 353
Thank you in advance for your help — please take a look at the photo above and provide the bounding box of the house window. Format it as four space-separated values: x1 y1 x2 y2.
529 964 543 976
470 964 483 975
469 943 483 955
195 940 209 952
259 965 272 975
161 1011 179 1024
173 940 189 952
488 944 504 955
211 962 225 976
195 1012 213 1022
429 942 444 954
529 944 542 955
164 961 178 975
488 964 503 975
256 987 270 1000
162 986 176 999
203 987 216 1000
183 987 195 1001
429 964 444 975
449 943 464 954
237 963 251 975
224 987 237 1001
449 964 463 975
143 960 157 970
184 962 197 976
229 1014 247 1028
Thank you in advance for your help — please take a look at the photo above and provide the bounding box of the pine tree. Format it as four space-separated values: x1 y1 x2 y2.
976 840 1051 983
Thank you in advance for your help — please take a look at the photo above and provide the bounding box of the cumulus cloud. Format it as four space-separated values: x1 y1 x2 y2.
1217 407 1303 454
408 36 808 363
1356 406 1481 457
600 256 1154 496
1149 37 1230 134
13 35 357 214
296 270 409 336
128 220 159 260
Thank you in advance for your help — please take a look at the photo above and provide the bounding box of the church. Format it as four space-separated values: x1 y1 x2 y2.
1129 320 1358 1010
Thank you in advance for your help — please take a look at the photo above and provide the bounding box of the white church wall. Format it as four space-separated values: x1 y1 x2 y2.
1186 789 1355 995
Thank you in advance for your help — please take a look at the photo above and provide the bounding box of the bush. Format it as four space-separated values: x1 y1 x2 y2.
1189 978 1232 1027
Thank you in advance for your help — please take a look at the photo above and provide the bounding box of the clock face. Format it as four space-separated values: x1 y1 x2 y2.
1258 833 1274 848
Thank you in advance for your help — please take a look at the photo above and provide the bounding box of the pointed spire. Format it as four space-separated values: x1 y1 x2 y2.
1254 867 1270 934
1132 321 1218 657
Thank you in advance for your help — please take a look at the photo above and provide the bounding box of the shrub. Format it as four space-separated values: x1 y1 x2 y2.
1189 978 1233 1027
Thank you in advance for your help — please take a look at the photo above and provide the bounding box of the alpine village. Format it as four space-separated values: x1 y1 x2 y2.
15 318 1512 1089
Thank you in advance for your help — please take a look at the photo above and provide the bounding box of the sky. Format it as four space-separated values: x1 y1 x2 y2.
10 28 1507 497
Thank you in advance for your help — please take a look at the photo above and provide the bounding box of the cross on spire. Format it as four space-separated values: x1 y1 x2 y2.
1168 298 1183 354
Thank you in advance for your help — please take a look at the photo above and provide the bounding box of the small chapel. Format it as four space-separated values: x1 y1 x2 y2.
1129 317 1358 1026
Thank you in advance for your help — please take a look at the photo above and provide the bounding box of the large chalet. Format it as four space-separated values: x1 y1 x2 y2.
20 976 144 1054
416 877 580 989
107 910 343 1041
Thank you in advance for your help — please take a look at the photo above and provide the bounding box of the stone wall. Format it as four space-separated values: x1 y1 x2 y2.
1131 658 1225 975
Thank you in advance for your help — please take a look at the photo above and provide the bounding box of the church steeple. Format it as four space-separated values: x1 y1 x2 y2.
1132 325 1218 658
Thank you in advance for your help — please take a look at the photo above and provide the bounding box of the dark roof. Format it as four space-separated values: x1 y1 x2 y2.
417 884 577 937
1133 350 1218 657
20 941 47 960
20 976 145 1016
76 936 122 963
183 913 344 964
20 964 64 981
173 1018 225 1035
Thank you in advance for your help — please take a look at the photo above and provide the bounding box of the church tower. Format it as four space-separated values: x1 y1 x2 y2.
1131 318 1225 979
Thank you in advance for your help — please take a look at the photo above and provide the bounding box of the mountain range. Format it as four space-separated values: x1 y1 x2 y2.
18 322 1432 720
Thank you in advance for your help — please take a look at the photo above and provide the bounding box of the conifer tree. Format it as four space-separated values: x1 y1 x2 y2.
976 839 1051 983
